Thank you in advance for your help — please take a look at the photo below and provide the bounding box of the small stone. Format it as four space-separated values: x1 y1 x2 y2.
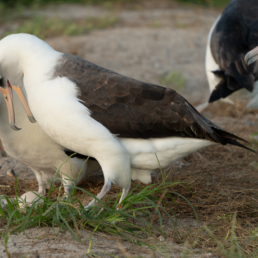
158 236 165 242
7 169 16 178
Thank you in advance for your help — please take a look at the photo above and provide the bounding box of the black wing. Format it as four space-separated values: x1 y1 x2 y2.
53 53 250 150
209 0 258 102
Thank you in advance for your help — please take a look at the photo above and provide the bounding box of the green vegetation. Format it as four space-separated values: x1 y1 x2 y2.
159 71 186 91
1 152 258 256
3 16 118 39
0 157 195 255
1 0 137 8
0 0 231 8
0 0 231 35
203 213 258 258
176 0 230 7
217 213 232 222
179 213 258 258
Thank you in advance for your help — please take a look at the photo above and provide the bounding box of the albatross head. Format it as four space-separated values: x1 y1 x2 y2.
0 34 38 129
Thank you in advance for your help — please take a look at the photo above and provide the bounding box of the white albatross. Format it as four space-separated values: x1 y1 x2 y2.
0 33 253 208
196 0 258 112
0 80 100 206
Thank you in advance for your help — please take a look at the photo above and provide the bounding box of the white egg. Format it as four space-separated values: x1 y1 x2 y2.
19 191 44 208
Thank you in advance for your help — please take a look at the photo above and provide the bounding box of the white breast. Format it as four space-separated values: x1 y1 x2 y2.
0 92 65 171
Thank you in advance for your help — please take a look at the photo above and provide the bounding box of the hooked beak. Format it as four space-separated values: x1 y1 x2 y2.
245 46 258 66
9 82 36 123
0 81 20 130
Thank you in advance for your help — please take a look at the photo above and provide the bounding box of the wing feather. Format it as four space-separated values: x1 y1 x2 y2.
53 54 245 145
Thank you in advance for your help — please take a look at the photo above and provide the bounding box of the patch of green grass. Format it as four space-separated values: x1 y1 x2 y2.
0 157 196 255
0 0 231 10
153 21 162 27
176 22 186 28
0 0 138 9
159 71 186 91
180 213 258 258
217 213 232 223
3 15 118 39
0 0 230 27
248 132 258 156
175 0 230 8
250 227 258 238
204 213 258 258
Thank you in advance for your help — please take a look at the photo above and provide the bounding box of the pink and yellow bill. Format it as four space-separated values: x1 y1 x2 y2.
10 81 36 124
0 81 20 130
0 80 36 131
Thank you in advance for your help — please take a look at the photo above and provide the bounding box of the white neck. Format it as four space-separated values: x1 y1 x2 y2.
0 34 61 87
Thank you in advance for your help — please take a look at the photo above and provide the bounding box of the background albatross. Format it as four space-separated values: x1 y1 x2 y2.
0 33 253 208
197 0 258 112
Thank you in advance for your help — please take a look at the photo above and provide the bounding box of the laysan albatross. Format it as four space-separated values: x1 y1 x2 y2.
0 78 100 206
197 0 258 112
0 33 253 208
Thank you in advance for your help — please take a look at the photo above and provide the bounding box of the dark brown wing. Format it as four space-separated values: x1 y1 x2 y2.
53 53 249 148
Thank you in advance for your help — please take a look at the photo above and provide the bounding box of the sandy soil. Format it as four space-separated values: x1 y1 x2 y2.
1 2 257 257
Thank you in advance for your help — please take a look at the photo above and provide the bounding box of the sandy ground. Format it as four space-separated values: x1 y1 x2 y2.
1 2 255 257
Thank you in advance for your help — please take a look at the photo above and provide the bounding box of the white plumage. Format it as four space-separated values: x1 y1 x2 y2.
0 34 250 208
0 87 100 206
